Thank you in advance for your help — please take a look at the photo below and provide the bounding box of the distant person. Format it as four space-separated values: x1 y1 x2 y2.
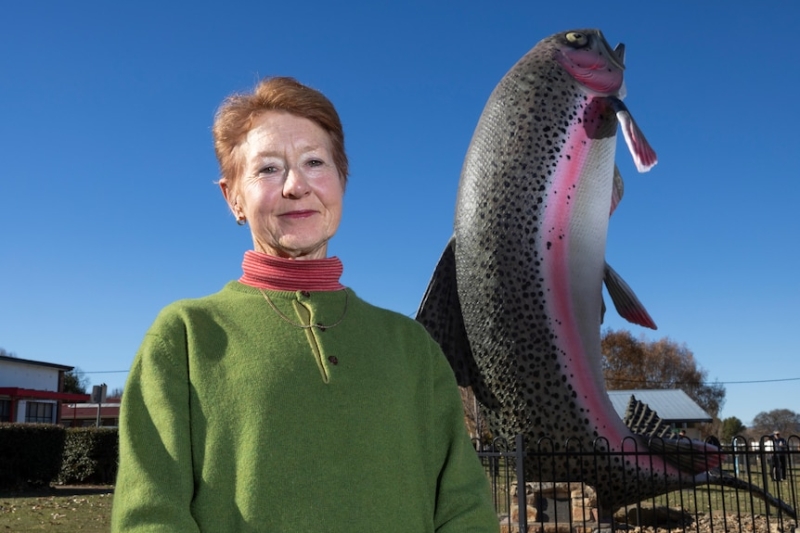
705 435 722 475
110 77 499 532
771 430 788 481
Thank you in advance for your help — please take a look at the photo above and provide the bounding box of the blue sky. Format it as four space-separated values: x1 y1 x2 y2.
1 1 797 428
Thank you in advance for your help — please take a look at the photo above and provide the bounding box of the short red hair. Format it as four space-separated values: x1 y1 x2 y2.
213 77 348 188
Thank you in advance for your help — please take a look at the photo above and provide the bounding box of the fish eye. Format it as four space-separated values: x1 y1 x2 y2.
565 32 588 46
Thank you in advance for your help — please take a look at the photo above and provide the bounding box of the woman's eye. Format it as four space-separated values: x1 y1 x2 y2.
259 165 278 174
307 159 323 167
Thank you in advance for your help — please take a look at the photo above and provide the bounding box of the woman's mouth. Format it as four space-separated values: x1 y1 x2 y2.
280 210 316 219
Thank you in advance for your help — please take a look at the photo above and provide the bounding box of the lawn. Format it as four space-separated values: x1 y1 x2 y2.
650 470 798 517
480 454 800 527
0 486 113 533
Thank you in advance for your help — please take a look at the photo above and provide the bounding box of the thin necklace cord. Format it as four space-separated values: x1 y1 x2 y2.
260 289 349 330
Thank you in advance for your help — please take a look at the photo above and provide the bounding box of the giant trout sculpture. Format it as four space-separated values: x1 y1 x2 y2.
416 29 795 518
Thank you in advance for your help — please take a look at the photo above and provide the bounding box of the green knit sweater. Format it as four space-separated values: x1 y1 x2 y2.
111 282 499 532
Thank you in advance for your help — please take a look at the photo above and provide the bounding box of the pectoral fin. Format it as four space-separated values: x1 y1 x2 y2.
604 262 657 330
610 165 624 216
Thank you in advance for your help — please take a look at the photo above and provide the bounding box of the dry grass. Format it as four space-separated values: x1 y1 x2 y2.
0 486 113 532
647 466 798 517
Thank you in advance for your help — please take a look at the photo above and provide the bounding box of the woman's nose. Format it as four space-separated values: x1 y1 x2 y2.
282 168 311 198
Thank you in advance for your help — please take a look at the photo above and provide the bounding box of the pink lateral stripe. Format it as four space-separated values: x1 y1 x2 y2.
541 119 632 447
542 123 594 405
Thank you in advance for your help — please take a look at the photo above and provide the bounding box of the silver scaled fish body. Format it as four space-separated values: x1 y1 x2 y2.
417 29 794 517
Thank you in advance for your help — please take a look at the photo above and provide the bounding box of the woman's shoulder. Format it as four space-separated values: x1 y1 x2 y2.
151 281 255 324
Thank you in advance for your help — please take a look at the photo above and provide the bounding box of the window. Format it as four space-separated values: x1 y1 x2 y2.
0 400 10 422
25 401 55 424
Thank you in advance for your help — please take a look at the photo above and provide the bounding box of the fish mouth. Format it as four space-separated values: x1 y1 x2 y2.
595 30 625 70
556 29 626 94
613 43 626 67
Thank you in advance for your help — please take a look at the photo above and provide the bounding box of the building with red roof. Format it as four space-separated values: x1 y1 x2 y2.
61 399 121 427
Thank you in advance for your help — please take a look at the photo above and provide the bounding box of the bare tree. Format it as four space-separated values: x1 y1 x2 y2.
601 329 726 418
460 387 492 445
109 387 124 399
750 409 800 438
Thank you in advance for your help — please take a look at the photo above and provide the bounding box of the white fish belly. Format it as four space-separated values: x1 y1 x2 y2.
539 132 632 442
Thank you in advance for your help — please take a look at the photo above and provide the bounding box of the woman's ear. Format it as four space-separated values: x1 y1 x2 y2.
219 178 237 212
219 178 246 224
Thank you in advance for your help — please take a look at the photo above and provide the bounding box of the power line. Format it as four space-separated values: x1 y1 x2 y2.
718 377 800 385
607 376 800 387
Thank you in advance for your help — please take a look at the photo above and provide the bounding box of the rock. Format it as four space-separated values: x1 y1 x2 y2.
510 503 538 523
613 503 691 528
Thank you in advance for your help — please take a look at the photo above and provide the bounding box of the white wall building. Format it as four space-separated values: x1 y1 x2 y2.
0 355 89 424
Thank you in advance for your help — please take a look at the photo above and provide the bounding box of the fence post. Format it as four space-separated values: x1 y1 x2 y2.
515 434 527 532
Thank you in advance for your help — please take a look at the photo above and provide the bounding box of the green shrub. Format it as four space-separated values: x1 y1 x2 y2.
0 423 66 489
58 427 119 484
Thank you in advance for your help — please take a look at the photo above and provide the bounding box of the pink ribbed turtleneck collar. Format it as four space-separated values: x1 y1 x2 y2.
238 250 345 292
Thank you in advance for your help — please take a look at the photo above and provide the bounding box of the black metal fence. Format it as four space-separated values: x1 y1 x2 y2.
475 435 800 533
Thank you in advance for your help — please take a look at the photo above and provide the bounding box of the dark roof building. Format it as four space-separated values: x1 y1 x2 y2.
607 389 713 425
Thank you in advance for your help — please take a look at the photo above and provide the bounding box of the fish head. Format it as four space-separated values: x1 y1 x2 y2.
551 29 625 96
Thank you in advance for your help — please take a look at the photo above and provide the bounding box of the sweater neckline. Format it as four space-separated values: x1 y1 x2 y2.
238 250 345 292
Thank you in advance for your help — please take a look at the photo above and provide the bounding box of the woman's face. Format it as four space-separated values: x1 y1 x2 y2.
220 111 344 260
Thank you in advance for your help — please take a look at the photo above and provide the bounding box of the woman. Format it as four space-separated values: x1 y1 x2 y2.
111 77 499 533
